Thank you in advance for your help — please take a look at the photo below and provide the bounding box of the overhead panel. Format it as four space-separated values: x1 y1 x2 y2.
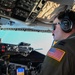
0 0 47 23
0 0 74 32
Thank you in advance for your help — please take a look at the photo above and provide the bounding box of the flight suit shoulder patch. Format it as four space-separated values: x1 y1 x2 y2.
47 48 65 62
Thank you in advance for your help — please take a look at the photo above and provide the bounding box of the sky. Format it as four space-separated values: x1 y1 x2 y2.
0 30 53 55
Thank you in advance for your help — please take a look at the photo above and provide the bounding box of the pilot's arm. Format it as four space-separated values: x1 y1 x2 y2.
37 40 75 75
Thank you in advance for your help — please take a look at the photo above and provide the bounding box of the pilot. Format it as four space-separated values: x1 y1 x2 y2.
37 10 75 75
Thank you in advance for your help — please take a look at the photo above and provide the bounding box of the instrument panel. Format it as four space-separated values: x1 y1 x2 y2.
0 42 45 75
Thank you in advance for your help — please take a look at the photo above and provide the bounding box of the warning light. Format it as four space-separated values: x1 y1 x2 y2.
1 49 5 53
2 46 5 48
1 45 6 53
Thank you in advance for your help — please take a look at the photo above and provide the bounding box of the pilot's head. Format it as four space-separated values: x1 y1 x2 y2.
52 10 75 41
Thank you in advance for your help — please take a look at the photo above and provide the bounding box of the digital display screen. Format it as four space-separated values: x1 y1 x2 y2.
17 67 25 75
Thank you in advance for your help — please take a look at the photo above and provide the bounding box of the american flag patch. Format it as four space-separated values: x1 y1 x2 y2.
47 48 65 62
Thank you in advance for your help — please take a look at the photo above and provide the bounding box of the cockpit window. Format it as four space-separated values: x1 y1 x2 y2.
0 30 53 55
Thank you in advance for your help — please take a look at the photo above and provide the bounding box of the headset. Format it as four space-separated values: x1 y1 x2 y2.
60 10 73 33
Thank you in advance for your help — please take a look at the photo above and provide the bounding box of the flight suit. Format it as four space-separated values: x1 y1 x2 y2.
37 33 75 75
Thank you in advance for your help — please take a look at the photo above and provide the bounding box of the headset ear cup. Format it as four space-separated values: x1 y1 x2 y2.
60 16 73 33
